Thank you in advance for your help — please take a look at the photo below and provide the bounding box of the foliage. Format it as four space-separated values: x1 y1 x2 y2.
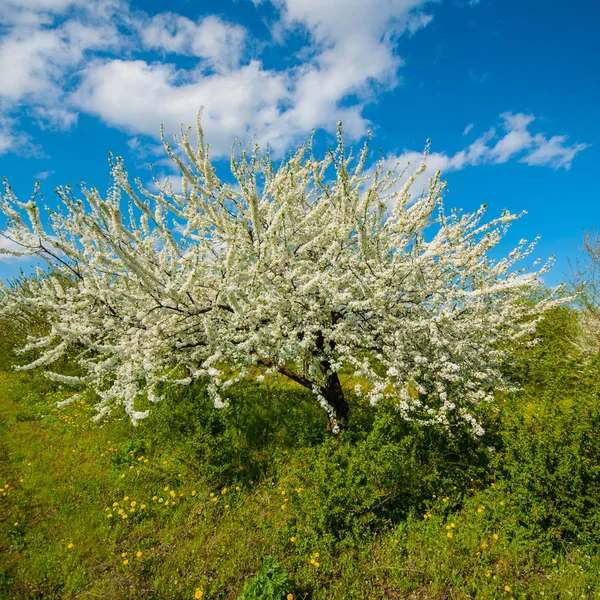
1 348 599 599
569 227 600 355
237 557 292 600
1 118 563 433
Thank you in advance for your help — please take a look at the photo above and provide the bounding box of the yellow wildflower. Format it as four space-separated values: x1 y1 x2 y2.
130 501 136 507
164 486 169 491
136 551 143 558
191 490 197 496
195 589 203 599
447 532 453 538
222 487 227 494
67 543 74 549
123 559 129 565
504 585 511 592
477 506 485 513
290 537 296 542
124 496 129 501
122 552 127 557
493 534 499 541
287 595 293 600
140 504 146 510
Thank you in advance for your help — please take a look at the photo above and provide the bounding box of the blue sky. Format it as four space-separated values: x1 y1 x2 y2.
0 0 598 285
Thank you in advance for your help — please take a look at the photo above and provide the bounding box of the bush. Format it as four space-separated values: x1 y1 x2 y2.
237 557 292 600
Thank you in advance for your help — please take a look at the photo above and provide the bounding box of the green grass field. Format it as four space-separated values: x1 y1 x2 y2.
1 309 600 599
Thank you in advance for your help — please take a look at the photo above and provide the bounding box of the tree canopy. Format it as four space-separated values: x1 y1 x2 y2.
0 118 562 433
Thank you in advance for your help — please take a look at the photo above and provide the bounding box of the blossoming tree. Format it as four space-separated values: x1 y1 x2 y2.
0 118 561 433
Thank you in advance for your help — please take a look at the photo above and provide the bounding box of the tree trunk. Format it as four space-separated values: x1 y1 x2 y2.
322 371 349 432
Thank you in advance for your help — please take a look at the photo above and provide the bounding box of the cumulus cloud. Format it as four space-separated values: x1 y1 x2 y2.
0 0 590 176
0 0 440 158
139 14 247 72
382 112 590 201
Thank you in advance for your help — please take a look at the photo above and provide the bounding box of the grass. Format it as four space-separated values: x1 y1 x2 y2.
1 310 600 598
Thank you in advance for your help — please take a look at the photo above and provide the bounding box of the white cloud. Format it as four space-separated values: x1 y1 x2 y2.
521 135 590 171
0 113 43 157
463 123 473 136
68 0 439 157
0 0 438 159
34 169 54 180
139 14 247 72
382 112 590 200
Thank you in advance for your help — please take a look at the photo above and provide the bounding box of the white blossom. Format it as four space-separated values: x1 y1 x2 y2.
0 117 567 433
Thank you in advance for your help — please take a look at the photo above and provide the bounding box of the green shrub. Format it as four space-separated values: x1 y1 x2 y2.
237 557 292 600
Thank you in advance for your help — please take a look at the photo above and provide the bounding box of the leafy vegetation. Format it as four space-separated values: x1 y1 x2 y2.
1 304 600 599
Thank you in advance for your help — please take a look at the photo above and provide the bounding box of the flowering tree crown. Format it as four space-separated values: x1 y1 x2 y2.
0 118 562 433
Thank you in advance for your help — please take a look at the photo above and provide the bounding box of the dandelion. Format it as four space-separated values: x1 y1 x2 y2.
500 501 505 506
113 501 119 507
191 490 197 496
290 537 296 543
123 496 129 501
481 541 488 549
552 558 557 564
129 508 135 513
225 504 230 509
314 553 320 558
107 514 113 518
130 501 137 507
194 589 203 599
222 487 227 495
447 532 453 538
493 534 499 541
504 585 511 592
140 504 146 510
159 498 164 503
170 491 176 498
136 551 143 558
209 492 214 498
120 474 125 479
152 496 157 501
477 506 485 513
287 595 293 600
164 486 169 492
67 543 74 549
123 559 129 565
236 486 240 491
165 500 169 506
122 552 127 557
